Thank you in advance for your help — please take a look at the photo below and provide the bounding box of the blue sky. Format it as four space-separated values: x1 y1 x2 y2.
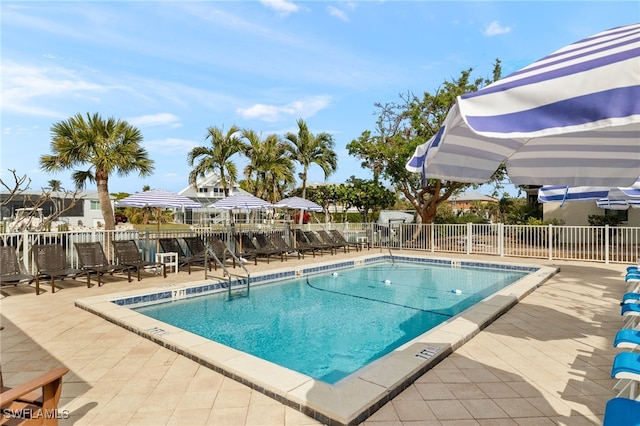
2 1 637 196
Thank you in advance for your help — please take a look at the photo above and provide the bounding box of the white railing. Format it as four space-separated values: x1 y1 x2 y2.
3 223 639 274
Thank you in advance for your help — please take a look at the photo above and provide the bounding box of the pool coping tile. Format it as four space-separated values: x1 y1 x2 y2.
75 253 558 426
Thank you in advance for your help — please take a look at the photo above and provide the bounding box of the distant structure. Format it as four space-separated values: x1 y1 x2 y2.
448 191 498 214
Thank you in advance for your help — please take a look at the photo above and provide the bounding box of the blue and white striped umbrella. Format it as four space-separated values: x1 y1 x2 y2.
208 194 273 210
115 190 202 209
407 23 640 187
273 197 323 212
596 198 640 210
538 179 640 210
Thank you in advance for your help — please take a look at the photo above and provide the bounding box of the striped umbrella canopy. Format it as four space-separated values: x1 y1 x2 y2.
539 178 640 211
406 23 640 187
273 197 323 212
208 194 273 210
115 190 202 209
596 198 640 210
538 179 640 204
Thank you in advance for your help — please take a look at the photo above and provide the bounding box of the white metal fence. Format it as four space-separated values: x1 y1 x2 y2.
3 223 639 274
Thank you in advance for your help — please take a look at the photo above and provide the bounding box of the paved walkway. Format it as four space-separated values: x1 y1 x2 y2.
0 250 627 425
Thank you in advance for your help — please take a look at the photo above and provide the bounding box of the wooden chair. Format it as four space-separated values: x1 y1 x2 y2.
73 242 132 286
0 246 37 294
0 366 69 426
31 244 90 294
112 240 166 281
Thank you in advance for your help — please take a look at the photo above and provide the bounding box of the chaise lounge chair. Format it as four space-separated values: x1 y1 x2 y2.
603 397 640 426
254 233 287 262
292 229 321 257
0 246 37 294
74 242 132 286
32 244 91 294
182 236 216 272
159 238 207 274
329 229 362 252
113 240 166 281
203 235 237 269
234 234 279 264
317 229 347 253
302 230 335 255
0 366 69 426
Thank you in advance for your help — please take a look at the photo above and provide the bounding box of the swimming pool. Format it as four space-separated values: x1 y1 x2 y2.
77 254 557 425
134 262 527 384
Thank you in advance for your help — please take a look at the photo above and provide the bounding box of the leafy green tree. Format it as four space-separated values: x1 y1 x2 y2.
285 118 338 199
347 62 504 224
40 113 154 230
344 177 395 222
241 130 295 203
188 125 243 197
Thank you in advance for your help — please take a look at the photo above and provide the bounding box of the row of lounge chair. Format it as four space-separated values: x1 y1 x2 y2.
0 229 364 295
602 266 640 425
0 240 167 295
155 229 363 270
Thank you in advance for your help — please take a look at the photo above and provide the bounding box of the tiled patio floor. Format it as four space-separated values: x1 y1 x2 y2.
0 250 627 425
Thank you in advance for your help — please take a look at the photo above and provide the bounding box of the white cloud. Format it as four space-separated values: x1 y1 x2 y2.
482 21 512 37
145 137 197 154
128 113 182 129
259 0 300 16
327 6 349 22
236 95 331 122
1 60 111 117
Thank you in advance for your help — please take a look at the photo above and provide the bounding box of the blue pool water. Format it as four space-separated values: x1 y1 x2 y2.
135 261 527 383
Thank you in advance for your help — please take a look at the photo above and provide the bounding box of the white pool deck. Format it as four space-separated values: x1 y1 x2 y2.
0 249 629 425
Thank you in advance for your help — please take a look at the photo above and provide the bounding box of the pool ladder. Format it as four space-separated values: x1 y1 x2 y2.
204 241 251 299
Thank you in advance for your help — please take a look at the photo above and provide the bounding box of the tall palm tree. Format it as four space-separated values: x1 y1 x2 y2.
241 130 295 203
285 118 338 199
40 113 154 230
188 125 243 197
46 179 63 191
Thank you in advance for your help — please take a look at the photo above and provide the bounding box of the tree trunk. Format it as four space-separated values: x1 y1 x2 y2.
96 172 115 231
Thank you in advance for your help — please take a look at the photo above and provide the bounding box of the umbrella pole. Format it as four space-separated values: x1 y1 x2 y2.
156 207 161 254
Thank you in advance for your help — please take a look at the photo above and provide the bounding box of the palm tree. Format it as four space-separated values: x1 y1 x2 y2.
46 180 63 192
40 113 154 230
188 125 243 197
285 118 338 199
241 130 295 203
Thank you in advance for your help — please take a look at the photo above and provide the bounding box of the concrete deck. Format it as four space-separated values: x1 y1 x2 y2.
0 250 627 425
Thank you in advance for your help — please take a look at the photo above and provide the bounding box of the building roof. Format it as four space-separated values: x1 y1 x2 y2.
449 190 498 202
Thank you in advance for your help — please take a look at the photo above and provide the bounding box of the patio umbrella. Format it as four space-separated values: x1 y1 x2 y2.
538 179 640 210
115 190 202 247
209 194 273 253
208 194 274 210
406 23 640 187
273 196 323 225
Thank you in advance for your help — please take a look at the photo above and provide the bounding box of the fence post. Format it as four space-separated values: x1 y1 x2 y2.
605 225 610 264
548 224 553 261
466 223 472 255
430 224 435 253
498 223 504 257
21 230 30 272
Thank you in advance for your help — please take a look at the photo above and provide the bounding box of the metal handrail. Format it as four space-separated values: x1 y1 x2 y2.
203 241 250 298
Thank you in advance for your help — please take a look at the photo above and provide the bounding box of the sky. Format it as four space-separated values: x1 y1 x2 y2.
1 1 638 197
